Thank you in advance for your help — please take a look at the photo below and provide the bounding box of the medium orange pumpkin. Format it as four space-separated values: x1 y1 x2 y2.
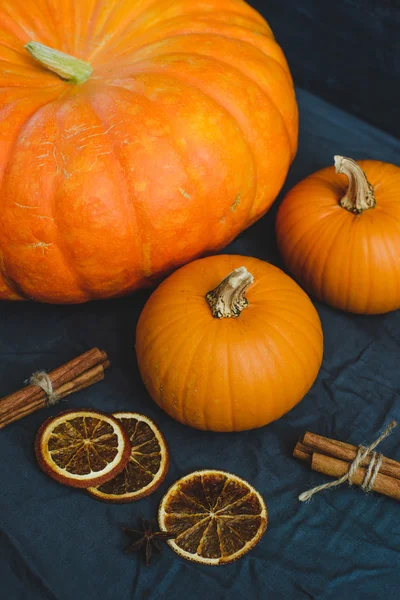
136 255 323 432
0 0 297 303
276 156 400 314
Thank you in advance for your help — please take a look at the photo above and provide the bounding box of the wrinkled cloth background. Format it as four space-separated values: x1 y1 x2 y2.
1 89 400 600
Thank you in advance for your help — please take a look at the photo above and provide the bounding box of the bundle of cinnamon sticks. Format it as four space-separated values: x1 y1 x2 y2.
294 431 400 501
0 348 110 430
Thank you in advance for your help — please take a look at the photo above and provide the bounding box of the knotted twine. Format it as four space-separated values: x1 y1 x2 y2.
29 371 60 406
299 420 397 502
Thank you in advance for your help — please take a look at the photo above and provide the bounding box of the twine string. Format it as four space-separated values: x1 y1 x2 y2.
29 371 60 406
363 452 383 492
299 420 397 502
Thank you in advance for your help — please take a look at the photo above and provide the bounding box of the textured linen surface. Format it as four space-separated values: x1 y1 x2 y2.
0 89 399 600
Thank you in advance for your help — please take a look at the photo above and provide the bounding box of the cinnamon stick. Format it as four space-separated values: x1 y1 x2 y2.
311 452 400 502
298 432 400 480
293 442 312 464
0 349 110 429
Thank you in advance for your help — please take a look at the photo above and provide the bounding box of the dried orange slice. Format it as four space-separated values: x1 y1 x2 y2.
87 412 169 503
158 470 267 565
35 409 131 488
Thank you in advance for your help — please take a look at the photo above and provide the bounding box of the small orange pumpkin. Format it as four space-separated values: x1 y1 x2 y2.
276 156 400 314
0 0 297 302
136 255 323 432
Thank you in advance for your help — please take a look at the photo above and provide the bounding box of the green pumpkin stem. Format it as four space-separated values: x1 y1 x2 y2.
334 155 376 213
25 41 93 84
206 267 254 319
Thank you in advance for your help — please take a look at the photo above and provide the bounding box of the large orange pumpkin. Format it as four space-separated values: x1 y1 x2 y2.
276 156 400 314
0 0 297 303
136 255 323 432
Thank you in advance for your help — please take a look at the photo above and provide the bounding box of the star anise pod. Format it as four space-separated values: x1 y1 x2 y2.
122 517 176 566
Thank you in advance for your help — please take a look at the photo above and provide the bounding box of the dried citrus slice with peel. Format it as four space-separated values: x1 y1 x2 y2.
87 412 169 503
158 470 267 565
35 409 130 488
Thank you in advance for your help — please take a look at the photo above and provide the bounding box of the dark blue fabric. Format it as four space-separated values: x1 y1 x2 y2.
1 88 400 600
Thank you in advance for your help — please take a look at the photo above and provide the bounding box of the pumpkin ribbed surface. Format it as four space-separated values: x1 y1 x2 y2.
276 159 400 314
0 0 297 302
136 255 323 432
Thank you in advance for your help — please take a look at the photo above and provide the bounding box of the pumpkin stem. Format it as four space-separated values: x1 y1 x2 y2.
206 267 254 318
24 42 93 84
334 155 376 213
